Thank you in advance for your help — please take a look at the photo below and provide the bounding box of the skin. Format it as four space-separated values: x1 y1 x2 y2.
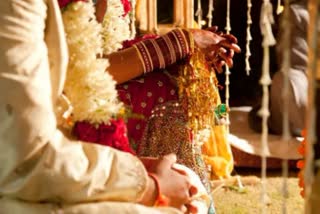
106 29 241 84
94 0 241 212
139 155 198 213
95 0 241 84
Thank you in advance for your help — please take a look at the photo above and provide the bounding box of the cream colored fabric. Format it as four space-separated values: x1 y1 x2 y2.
0 0 180 213
0 198 181 214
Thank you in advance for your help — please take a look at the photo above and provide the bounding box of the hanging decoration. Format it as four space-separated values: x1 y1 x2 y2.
224 0 231 131
297 130 306 197
195 0 203 29
304 0 319 208
259 0 276 213
276 0 284 15
245 0 252 75
207 0 214 27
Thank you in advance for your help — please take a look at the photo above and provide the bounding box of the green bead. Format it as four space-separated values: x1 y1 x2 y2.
214 104 228 118
219 104 227 113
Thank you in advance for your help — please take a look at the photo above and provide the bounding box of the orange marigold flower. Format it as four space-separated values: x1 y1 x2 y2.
297 129 306 198
297 145 305 155
298 173 304 187
297 160 305 169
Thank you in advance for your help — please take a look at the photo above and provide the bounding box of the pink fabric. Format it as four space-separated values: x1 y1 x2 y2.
117 67 179 151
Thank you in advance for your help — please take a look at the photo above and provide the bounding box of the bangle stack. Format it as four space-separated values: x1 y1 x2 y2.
133 29 193 74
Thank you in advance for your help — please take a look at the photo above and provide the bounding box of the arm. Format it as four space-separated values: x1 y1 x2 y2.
0 1 191 209
107 46 145 84
0 0 149 203
106 28 241 84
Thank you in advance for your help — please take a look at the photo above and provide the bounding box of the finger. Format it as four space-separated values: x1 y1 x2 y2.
228 49 235 58
172 189 191 209
172 168 188 176
218 50 234 68
215 60 225 73
206 47 224 61
219 41 241 53
222 34 238 43
179 205 188 213
217 31 224 36
207 50 217 59
189 185 198 197
205 26 218 33
185 203 199 214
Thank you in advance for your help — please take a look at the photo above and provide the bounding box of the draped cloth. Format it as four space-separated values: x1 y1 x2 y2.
0 0 181 213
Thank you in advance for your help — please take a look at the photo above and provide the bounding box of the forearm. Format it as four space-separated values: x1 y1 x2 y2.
20 135 149 203
107 47 145 84
0 57 149 203
106 29 192 84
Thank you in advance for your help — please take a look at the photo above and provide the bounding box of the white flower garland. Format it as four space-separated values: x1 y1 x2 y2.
101 0 132 55
62 1 122 124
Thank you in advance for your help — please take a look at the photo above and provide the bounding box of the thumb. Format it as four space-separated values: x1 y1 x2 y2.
205 26 218 33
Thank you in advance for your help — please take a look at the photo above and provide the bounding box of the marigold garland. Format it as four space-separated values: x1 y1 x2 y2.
297 129 306 197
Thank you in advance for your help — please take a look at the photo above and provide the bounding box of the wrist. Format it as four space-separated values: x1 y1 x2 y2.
133 28 193 74
147 173 170 207
138 175 158 206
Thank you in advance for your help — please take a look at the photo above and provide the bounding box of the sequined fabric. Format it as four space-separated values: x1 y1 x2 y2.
117 68 178 151
117 66 211 186
117 58 233 183
139 101 209 182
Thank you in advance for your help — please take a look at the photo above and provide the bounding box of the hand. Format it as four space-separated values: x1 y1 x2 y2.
139 154 195 211
190 27 241 73
173 164 210 214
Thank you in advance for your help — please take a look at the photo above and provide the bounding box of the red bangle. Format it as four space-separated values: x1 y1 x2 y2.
133 29 192 74
148 173 170 207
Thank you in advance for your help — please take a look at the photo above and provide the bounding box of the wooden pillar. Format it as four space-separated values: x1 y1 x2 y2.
305 0 320 213
183 0 194 29
173 0 184 27
136 0 194 34
144 0 158 33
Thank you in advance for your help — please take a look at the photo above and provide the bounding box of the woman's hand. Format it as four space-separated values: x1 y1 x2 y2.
139 154 197 212
190 28 241 73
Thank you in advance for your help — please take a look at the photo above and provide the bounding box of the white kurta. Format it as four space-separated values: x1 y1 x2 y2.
0 0 180 213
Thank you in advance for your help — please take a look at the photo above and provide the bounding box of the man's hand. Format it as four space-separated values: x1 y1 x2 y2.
139 154 198 212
